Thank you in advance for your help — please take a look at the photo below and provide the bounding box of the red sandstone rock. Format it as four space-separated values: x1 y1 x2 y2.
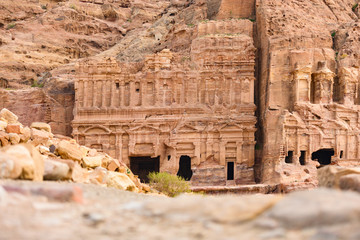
6 124 21 134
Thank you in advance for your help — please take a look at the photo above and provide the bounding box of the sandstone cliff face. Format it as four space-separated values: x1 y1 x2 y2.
2 0 360 187
256 0 360 184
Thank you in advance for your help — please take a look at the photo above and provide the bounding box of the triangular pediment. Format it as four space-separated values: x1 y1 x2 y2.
219 124 243 131
178 124 198 132
129 125 160 133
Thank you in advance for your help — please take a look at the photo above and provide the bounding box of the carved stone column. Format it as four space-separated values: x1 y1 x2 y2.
339 67 358 105
292 64 311 104
312 61 335 104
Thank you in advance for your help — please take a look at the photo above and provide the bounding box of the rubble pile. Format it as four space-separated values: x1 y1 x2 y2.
0 108 150 193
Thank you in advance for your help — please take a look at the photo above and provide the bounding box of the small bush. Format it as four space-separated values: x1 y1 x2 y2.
41 5 47 10
31 80 44 88
352 3 358 11
148 172 191 197
6 23 16 30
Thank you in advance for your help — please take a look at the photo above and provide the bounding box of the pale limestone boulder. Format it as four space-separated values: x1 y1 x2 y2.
0 108 18 124
30 122 52 133
0 120 7 131
106 172 137 191
80 146 90 157
8 133 20 145
31 128 53 146
89 167 108 185
71 162 89 183
57 140 87 162
43 158 70 180
38 145 50 154
0 153 22 179
82 156 103 168
100 155 120 171
0 144 44 181
20 127 31 143
107 159 121 171
87 148 98 157
0 132 9 147
317 166 360 188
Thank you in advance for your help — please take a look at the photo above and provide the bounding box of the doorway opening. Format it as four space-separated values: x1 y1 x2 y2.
227 162 234 180
299 151 306 165
285 151 293 164
311 149 334 167
177 155 193 181
130 156 160 183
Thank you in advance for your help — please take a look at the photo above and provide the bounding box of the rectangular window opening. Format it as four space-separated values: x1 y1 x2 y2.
340 150 344 159
116 82 120 89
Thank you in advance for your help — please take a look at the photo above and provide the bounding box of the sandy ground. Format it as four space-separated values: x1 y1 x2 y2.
1 180 360 240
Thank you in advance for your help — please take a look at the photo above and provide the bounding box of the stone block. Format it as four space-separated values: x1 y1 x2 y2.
0 120 7 131
82 156 103 168
89 167 108 185
8 133 20 145
19 127 31 143
57 140 86 162
0 144 44 181
107 159 120 171
106 172 137 191
0 131 9 147
43 158 70 180
6 124 21 134
31 128 52 146
0 108 18 124
30 122 52 133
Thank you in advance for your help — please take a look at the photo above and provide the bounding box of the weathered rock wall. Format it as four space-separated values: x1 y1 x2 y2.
256 0 360 184
0 88 74 136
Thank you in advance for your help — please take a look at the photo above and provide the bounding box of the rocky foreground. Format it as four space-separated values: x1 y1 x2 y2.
1 180 360 240
0 108 150 193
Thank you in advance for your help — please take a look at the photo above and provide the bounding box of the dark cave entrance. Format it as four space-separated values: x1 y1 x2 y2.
177 155 193 181
311 149 334 167
130 156 160 183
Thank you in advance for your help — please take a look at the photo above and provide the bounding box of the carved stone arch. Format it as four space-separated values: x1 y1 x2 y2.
84 125 111 134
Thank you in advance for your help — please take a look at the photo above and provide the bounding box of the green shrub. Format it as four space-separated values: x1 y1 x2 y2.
352 3 358 11
6 23 16 30
331 31 336 38
31 80 44 88
148 172 191 197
